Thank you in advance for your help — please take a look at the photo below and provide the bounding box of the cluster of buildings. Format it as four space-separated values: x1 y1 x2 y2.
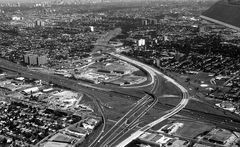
72 55 146 86
213 74 240 115
0 22 97 65
0 4 110 66
134 121 240 147
0 101 82 146
0 72 94 112
23 54 48 66
150 35 240 115
11 15 46 28
120 14 240 115
141 18 158 26
0 71 101 146
1 1 240 147
39 117 101 147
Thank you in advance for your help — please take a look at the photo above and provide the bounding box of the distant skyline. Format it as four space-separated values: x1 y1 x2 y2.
1 0 48 3
0 0 219 4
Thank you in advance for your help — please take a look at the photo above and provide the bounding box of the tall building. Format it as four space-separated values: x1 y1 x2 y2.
27 22 36 28
201 0 240 31
155 59 161 67
142 18 158 26
163 35 169 41
23 54 48 66
199 25 208 33
35 20 45 27
28 55 38 65
138 39 146 46
24 55 29 63
89 26 94 32
150 19 158 25
12 16 22 21
142 19 148 26
37 56 48 65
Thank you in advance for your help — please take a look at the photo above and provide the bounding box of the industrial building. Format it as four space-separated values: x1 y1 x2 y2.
22 87 40 95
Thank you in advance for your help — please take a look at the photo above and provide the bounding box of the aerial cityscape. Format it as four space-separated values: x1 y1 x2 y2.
0 0 240 147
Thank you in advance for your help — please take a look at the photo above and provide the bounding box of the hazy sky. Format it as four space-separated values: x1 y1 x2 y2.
0 0 220 3
0 0 135 3
0 0 189 2
0 0 45 2
0 0 34 3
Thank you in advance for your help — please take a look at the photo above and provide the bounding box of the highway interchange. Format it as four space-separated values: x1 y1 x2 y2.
0 50 190 147
110 53 190 147
1 29 240 147
92 94 157 147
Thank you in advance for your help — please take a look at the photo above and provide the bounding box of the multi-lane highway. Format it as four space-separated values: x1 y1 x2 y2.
0 57 158 147
110 53 190 147
87 94 107 147
0 51 189 147
91 93 157 147
0 58 109 147
91 53 161 147
2 25 240 147
103 93 158 147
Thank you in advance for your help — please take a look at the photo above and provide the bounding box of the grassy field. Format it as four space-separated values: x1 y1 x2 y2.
174 120 214 139
97 91 138 121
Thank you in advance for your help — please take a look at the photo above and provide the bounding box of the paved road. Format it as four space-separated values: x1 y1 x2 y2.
2 26 240 147
93 55 161 147
0 57 158 147
1 52 189 147
93 28 122 53
104 93 158 147
91 95 155 147
110 53 190 147
0 59 108 147
87 93 106 147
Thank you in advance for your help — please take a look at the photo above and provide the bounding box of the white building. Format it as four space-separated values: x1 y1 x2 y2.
89 26 94 32
22 87 39 95
12 16 22 21
164 35 169 41
138 39 146 46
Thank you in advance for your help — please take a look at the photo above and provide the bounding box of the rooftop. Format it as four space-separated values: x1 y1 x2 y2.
43 142 71 147
49 133 75 144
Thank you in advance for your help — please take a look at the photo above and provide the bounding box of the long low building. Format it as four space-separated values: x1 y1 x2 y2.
22 87 39 95
201 0 240 31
